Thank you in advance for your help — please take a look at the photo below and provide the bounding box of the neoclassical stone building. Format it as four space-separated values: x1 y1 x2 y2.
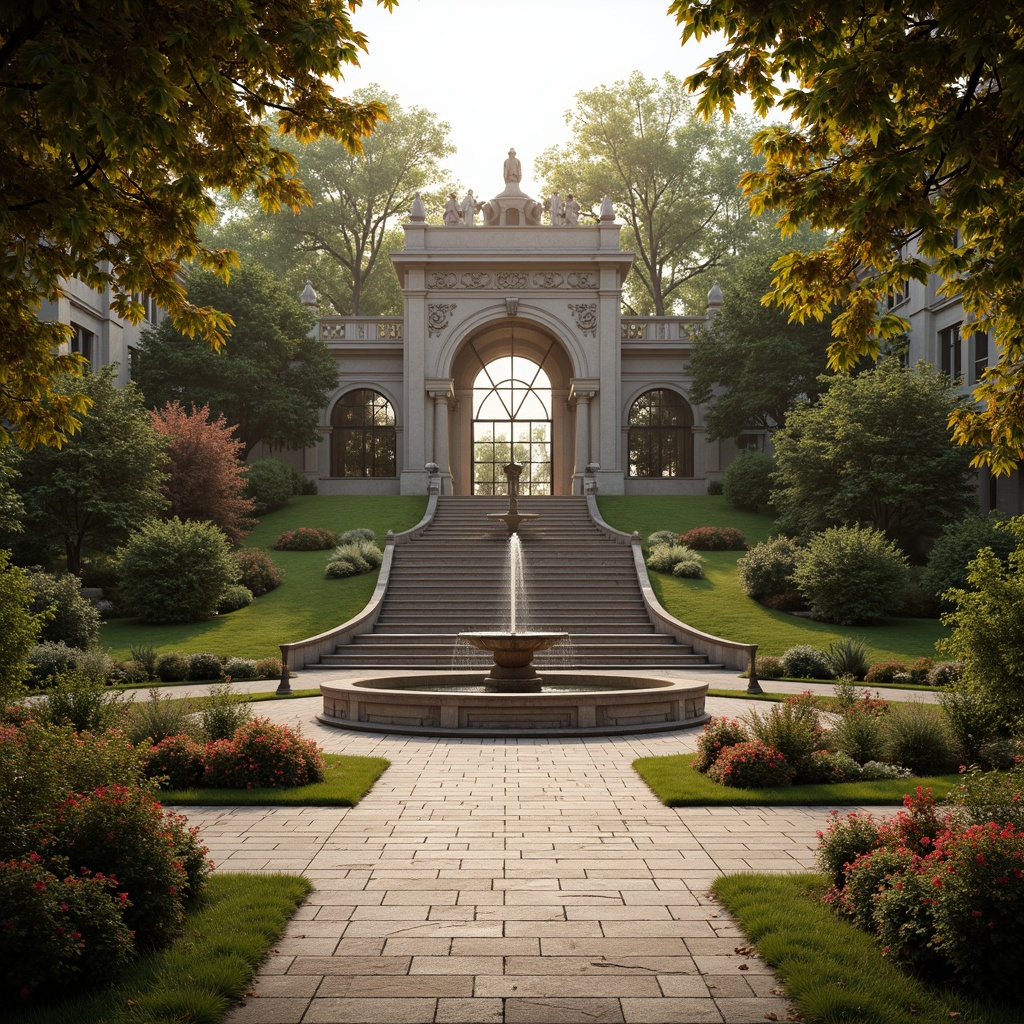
289 166 744 497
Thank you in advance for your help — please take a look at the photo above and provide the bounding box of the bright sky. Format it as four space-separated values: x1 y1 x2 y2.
340 0 734 200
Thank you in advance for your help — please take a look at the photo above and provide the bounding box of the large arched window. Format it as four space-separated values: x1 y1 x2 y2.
628 389 694 477
331 389 396 477
472 355 552 495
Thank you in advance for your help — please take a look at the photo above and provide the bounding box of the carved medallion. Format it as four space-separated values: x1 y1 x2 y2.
568 303 598 337
533 272 564 288
495 272 529 289
428 303 457 337
460 272 492 288
426 272 458 289
566 272 598 289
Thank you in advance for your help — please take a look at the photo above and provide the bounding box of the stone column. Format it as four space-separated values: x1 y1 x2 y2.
427 380 455 494
571 389 595 495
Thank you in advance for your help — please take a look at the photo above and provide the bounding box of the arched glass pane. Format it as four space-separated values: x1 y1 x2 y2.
331 389 396 477
627 389 693 478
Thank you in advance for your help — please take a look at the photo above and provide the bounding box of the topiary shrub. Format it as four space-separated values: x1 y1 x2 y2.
202 718 325 788
780 645 833 680
217 584 253 613
692 717 751 772
736 536 802 605
255 656 283 680
706 740 794 788
0 855 134 1002
117 517 239 624
25 569 101 649
155 652 189 683
141 734 205 789
233 547 284 595
670 550 705 579
677 526 747 551
722 449 774 510
242 458 294 515
186 651 223 682
273 527 337 551
865 660 906 684
792 525 911 625
223 656 258 681
921 513 1017 609
26 640 79 688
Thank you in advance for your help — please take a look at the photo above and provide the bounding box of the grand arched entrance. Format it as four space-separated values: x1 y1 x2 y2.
449 320 576 495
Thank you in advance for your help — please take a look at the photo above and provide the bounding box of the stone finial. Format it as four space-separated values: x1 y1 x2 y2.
599 196 615 221
408 193 427 222
299 280 318 307
706 279 724 319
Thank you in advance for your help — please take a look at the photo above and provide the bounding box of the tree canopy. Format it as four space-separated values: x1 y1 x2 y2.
771 360 976 549
535 71 757 315
135 261 337 457
670 1 1024 473
1 0 395 449
208 88 454 316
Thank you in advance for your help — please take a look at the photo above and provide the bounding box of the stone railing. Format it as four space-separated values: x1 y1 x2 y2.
620 316 706 342
319 317 404 342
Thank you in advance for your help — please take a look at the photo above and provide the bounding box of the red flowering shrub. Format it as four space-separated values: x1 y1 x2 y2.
274 527 337 551
678 526 748 551
233 547 283 596
202 718 326 789
692 717 750 773
706 740 794 788
865 660 906 684
44 784 209 947
816 810 883 888
141 734 205 790
0 854 134 1001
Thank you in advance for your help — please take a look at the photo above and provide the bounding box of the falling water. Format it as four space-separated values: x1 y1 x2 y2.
506 534 529 633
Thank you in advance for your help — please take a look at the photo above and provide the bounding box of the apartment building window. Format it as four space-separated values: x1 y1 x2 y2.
971 331 989 384
128 346 140 380
70 324 95 366
886 278 910 309
939 323 963 379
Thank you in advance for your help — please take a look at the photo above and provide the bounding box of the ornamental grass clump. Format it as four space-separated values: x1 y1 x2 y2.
706 740 794 788
745 695 825 782
645 543 703 578
325 538 384 578
692 717 750 772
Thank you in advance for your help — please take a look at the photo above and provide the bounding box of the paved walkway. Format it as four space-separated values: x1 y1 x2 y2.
177 689 886 1024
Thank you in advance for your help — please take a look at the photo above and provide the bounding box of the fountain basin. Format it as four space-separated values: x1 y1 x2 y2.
318 672 710 737
459 630 568 690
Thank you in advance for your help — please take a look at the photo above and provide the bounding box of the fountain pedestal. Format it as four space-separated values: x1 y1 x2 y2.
460 631 568 692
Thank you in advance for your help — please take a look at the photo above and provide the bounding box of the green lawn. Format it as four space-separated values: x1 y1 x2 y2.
714 873 1020 1024
161 753 389 806
100 495 427 660
598 495 948 662
633 752 961 806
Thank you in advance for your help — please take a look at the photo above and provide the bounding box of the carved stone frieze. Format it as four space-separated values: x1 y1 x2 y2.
568 303 598 337
426 271 458 289
495 272 528 289
566 271 598 289
532 272 564 288
320 323 346 340
460 272 492 288
427 303 457 337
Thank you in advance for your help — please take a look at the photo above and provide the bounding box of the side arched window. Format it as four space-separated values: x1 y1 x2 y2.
331 390 396 477
627 389 693 477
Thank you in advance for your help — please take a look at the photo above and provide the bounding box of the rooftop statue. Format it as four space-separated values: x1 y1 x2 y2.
503 147 522 184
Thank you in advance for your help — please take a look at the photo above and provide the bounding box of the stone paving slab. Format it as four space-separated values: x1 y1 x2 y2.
175 695 891 1023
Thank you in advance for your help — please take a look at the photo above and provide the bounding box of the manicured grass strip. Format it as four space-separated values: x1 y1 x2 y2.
713 873 1019 1024
11 873 312 1024
100 495 428 661
633 752 960 806
597 494 948 662
161 753 390 806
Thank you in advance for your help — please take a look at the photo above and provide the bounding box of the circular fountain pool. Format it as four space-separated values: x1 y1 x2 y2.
318 672 709 737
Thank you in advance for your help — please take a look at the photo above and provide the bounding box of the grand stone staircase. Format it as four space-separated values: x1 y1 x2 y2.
309 496 721 672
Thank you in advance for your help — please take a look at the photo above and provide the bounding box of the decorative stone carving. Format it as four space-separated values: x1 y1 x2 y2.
564 194 580 225
496 272 528 289
443 193 460 226
568 303 598 337
549 192 564 226
532 272 564 288
377 322 402 339
566 272 598 289
427 272 458 289
460 272 492 288
320 322 346 339
427 303 457 337
461 190 482 226
503 148 522 183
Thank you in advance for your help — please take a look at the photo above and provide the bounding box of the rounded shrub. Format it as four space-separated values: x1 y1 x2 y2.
692 717 751 772
921 514 1017 608
223 656 259 681
723 449 774 510
255 656 283 680
242 458 294 515
186 651 223 682
233 547 283 595
339 527 377 545
706 478 724 495
706 740 794 788
780 645 833 680
736 536 801 604
217 584 254 613
202 719 325 788
815 810 882 888
803 749 862 784
325 540 383 578
928 661 963 687
792 525 911 625
26 569 101 649
671 550 705 579
273 527 337 551
40 670 126 734
865 660 906 684
883 704 957 774
677 526 747 551
26 640 79 688
155 652 189 683
117 517 239 624
646 530 679 548
755 655 784 680
141 734 205 789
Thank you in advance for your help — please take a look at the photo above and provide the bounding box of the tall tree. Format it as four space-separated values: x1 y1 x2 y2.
150 403 256 545
771 361 976 549
1 0 396 448
208 89 454 315
135 261 337 457
12 368 167 576
671 1 1024 473
690 230 835 439
535 71 757 315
